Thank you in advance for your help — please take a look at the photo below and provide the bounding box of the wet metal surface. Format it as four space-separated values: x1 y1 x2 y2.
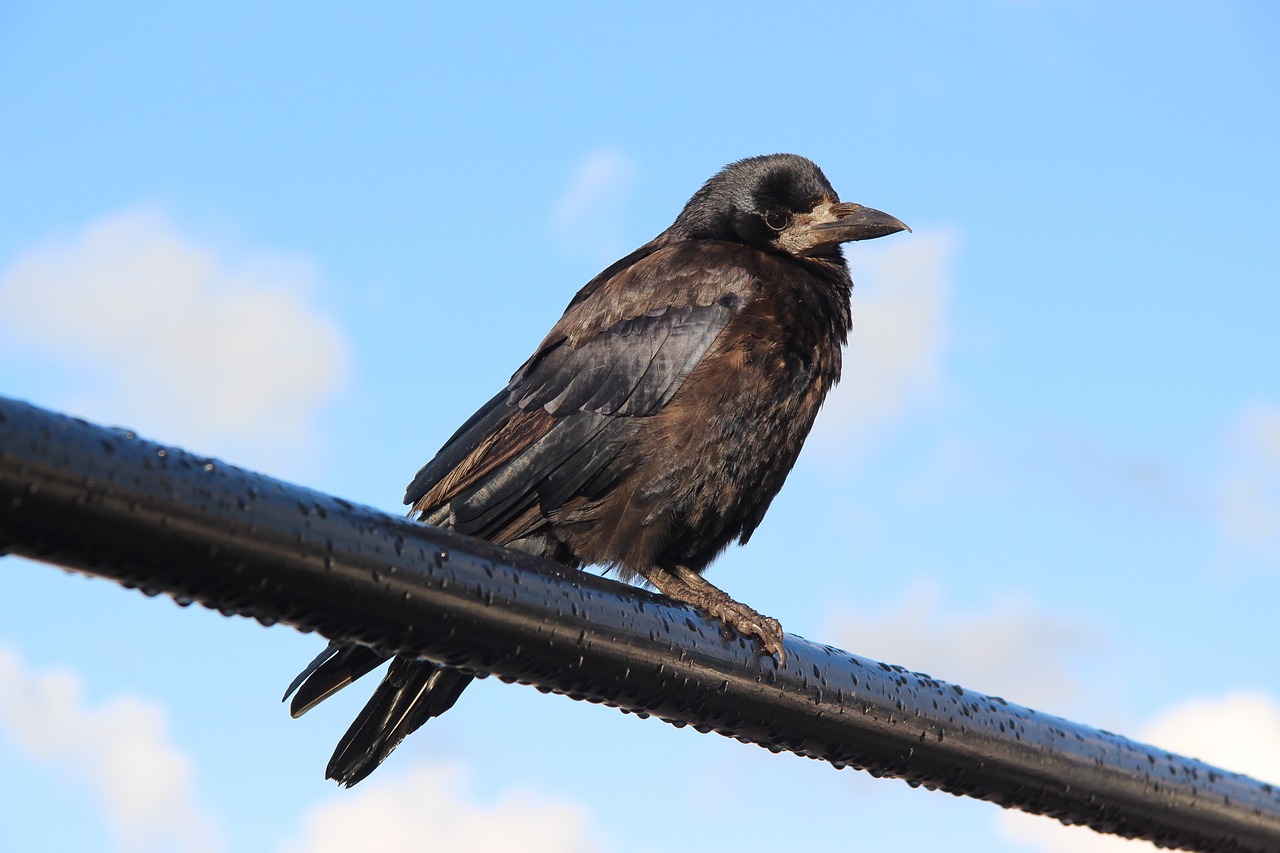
1 395 1278 851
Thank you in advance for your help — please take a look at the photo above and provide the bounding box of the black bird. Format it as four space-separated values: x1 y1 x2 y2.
285 153 909 786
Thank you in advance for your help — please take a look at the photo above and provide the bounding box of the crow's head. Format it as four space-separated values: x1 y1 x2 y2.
672 153 909 258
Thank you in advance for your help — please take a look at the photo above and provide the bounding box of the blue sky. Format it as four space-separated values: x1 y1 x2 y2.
1 2 1277 851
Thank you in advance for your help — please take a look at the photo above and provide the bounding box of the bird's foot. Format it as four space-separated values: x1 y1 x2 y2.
646 565 786 665
704 597 785 664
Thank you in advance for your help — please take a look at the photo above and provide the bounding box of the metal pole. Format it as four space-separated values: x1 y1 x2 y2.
1 395 1276 851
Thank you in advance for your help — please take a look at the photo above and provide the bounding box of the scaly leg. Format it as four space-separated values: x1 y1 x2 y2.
643 564 786 664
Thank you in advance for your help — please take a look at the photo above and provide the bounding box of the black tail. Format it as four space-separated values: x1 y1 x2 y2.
285 643 473 786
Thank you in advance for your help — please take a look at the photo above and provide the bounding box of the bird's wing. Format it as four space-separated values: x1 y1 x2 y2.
404 241 758 541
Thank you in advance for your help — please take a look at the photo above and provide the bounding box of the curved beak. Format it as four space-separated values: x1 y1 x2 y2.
809 202 911 244
778 201 910 257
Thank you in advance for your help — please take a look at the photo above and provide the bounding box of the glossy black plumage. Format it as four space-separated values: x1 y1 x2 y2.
286 153 908 786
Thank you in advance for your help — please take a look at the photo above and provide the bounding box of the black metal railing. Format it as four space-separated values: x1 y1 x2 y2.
1 395 1277 852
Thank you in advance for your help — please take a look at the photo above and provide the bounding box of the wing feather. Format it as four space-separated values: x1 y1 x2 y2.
403 243 759 545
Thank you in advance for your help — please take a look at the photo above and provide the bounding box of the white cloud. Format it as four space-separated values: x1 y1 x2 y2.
550 149 639 263
0 645 225 853
1217 403 1280 555
1141 691 1280 782
285 761 605 853
998 691 1280 851
827 578 1096 711
0 207 350 476
811 229 956 462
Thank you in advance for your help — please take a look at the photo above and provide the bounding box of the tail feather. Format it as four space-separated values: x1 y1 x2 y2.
325 659 473 787
284 642 389 718
286 510 562 784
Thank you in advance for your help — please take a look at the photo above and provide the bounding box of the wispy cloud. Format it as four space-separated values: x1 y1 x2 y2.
550 149 639 264
0 207 350 477
811 229 956 462
1217 402 1280 557
998 690 1280 850
0 646 225 853
285 760 606 853
826 578 1097 711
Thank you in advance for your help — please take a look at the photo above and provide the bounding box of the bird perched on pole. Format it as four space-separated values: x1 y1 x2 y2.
285 153 909 786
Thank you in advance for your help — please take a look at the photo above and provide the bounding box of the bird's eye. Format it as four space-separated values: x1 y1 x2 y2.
764 209 792 231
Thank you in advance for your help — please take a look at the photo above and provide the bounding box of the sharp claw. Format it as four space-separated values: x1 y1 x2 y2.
753 637 785 663
721 608 785 666
757 621 786 666
644 565 786 666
